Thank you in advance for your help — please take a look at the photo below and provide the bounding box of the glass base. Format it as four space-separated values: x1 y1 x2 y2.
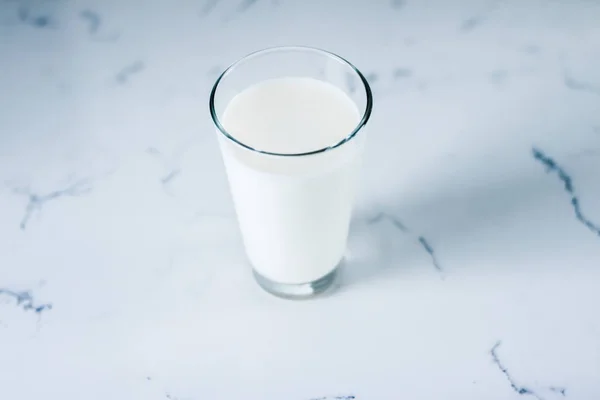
252 267 339 300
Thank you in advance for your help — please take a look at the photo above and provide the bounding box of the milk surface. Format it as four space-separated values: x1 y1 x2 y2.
220 77 363 284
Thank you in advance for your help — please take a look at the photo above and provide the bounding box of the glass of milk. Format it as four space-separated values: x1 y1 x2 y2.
209 46 372 299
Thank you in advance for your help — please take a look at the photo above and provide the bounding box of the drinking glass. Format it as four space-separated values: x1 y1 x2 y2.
209 46 372 299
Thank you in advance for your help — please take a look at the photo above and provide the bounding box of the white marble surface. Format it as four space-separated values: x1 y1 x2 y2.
1 0 600 398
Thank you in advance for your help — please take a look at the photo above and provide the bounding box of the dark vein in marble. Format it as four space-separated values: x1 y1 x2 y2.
80 10 100 34
369 213 443 274
549 387 567 396
0 289 52 314
208 65 223 77
368 212 408 232
533 148 600 237
146 146 161 156
147 147 183 188
489 70 508 85
17 5 53 28
201 0 218 15
460 0 500 33
393 68 412 79
116 61 145 84
237 0 258 13
564 73 600 96
166 394 193 400
391 0 404 9
460 16 482 32
161 169 181 185
491 341 543 399
418 236 442 272
365 73 378 84
13 179 92 230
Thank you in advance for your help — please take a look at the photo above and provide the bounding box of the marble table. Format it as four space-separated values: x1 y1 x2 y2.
1 0 599 398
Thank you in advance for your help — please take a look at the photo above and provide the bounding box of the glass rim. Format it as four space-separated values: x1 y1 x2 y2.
208 45 373 157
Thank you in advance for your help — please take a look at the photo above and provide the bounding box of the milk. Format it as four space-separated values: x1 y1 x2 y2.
219 77 364 285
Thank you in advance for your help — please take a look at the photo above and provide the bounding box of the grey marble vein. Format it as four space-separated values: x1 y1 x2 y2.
368 212 408 232
146 147 185 189
208 65 224 78
310 396 355 400
564 73 600 96
0 289 52 314
368 213 444 275
460 16 483 32
165 393 194 400
237 0 258 13
79 9 101 34
390 0 404 9
417 236 442 272
490 341 543 399
160 169 181 185
116 61 145 84
201 0 219 15
533 148 600 237
365 72 379 84
489 69 508 85
200 0 219 16
146 146 161 156
459 1 500 33
12 179 92 230
393 68 412 79
549 387 567 396
17 5 54 29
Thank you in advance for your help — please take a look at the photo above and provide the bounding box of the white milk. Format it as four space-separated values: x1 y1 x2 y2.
219 77 364 284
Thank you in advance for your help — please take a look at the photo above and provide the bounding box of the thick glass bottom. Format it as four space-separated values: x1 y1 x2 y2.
252 266 339 299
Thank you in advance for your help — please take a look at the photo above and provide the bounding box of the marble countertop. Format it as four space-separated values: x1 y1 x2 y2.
1 0 600 398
